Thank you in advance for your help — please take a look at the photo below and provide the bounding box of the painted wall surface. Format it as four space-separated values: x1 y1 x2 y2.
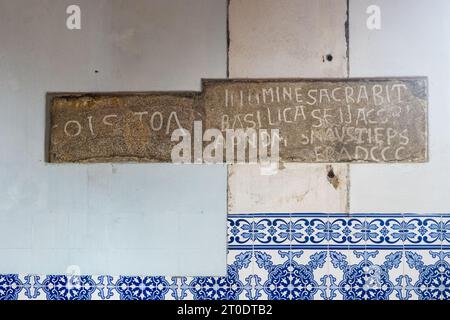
228 0 349 213
0 0 228 276
349 0 450 213
1 0 449 301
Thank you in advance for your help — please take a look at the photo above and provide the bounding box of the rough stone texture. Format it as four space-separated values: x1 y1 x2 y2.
228 163 349 213
49 78 428 163
203 78 428 163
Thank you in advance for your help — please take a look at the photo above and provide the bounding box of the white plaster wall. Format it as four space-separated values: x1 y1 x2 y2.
349 0 450 213
0 0 227 276
228 0 349 214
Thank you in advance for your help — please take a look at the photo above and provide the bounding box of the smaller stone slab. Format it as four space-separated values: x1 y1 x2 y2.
47 77 428 163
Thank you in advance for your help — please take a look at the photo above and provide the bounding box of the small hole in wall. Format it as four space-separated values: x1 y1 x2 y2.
326 54 333 62
327 169 335 179
326 165 339 189
94 70 99 74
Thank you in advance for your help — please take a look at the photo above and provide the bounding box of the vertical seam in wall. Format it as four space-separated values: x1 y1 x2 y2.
345 0 351 215
226 0 231 78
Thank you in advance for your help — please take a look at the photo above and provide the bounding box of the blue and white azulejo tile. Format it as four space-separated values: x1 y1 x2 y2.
0 213 449 300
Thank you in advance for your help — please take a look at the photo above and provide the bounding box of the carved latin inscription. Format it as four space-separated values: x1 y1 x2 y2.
48 78 428 163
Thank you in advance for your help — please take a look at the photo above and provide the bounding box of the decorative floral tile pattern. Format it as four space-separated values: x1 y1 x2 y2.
0 213 449 300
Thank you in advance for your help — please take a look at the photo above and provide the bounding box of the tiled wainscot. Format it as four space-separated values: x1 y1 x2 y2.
0 213 449 300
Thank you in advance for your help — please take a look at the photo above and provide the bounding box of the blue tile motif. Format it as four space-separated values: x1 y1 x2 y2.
1 213 449 300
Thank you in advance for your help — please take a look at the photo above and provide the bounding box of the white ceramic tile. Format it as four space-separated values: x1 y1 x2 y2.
228 164 349 214
0 0 228 276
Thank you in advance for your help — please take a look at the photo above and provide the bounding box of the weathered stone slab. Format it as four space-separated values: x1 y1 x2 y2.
48 93 198 162
48 77 428 163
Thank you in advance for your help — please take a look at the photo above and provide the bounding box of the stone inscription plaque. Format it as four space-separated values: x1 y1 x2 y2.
48 78 428 163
